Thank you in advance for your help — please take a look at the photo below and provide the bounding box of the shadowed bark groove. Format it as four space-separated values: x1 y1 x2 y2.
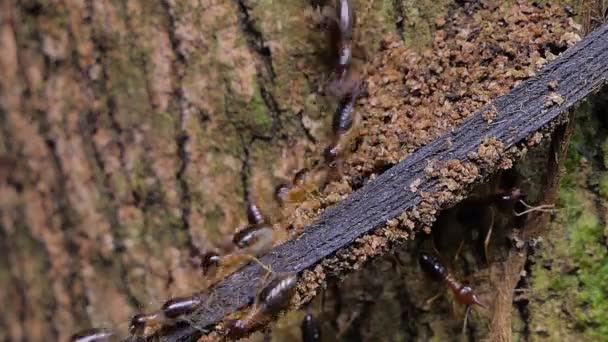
155 24 608 342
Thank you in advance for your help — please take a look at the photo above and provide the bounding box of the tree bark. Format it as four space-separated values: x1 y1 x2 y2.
0 0 602 342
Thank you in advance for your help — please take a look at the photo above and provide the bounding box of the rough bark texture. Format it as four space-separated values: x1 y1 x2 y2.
0 1 604 342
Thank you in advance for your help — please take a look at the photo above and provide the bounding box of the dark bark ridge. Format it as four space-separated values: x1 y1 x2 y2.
152 24 608 342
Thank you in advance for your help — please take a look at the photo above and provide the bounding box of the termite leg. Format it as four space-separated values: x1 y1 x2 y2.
454 239 465 263
483 207 496 264
462 305 471 337
423 292 443 309
514 200 556 216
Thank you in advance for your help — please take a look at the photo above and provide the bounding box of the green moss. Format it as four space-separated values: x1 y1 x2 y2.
549 110 608 340
399 0 449 50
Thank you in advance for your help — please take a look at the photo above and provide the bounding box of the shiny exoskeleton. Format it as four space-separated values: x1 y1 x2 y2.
301 313 322 342
335 0 354 79
129 295 202 336
225 273 299 338
419 254 486 308
274 168 310 205
70 329 114 342
201 251 221 275
324 78 361 180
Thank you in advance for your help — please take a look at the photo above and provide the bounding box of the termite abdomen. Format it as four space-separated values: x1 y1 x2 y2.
301 313 322 342
128 314 147 335
246 201 266 225
232 224 274 256
418 253 447 282
201 251 221 275
258 273 299 315
161 296 201 319
70 328 114 342
275 183 291 204
332 93 357 135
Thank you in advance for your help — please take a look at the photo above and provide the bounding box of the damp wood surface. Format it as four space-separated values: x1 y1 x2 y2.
153 22 608 342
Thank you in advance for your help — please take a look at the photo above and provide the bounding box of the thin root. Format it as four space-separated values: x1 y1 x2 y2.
514 200 556 216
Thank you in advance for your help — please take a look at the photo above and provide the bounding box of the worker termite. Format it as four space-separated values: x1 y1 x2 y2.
324 78 363 181
275 168 310 205
301 313 322 342
198 199 275 280
128 295 203 336
333 0 354 81
419 253 487 335
224 272 299 339
69 328 114 342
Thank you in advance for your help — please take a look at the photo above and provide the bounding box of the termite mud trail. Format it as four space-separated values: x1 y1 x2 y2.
154 24 608 342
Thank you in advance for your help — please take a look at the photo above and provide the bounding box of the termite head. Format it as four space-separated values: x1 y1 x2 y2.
258 273 299 315
70 328 114 342
201 252 221 275
161 296 201 319
458 285 487 309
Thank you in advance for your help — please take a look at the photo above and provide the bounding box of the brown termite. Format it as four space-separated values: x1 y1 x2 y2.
334 0 354 79
128 295 202 336
225 272 299 339
275 168 310 205
70 328 114 342
419 253 487 335
324 78 362 181
200 251 221 275
301 313 322 342
231 199 274 256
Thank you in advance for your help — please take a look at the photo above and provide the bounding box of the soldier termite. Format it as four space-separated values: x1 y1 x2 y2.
419 253 487 335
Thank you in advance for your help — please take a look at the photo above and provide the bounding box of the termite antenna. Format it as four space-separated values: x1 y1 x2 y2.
514 200 556 216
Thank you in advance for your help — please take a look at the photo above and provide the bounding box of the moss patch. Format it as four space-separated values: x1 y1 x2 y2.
527 102 608 341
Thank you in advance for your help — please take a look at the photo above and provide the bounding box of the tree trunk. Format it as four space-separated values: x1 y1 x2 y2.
0 0 603 341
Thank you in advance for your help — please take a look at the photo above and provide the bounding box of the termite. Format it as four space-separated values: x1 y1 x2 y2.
419 253 487 334
128 295 202 336
301 313 322 342
70 329 114 342
225 272 299 339
335 0 354 79
324 78 362 181
200 251 221 275
275 168 310 205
